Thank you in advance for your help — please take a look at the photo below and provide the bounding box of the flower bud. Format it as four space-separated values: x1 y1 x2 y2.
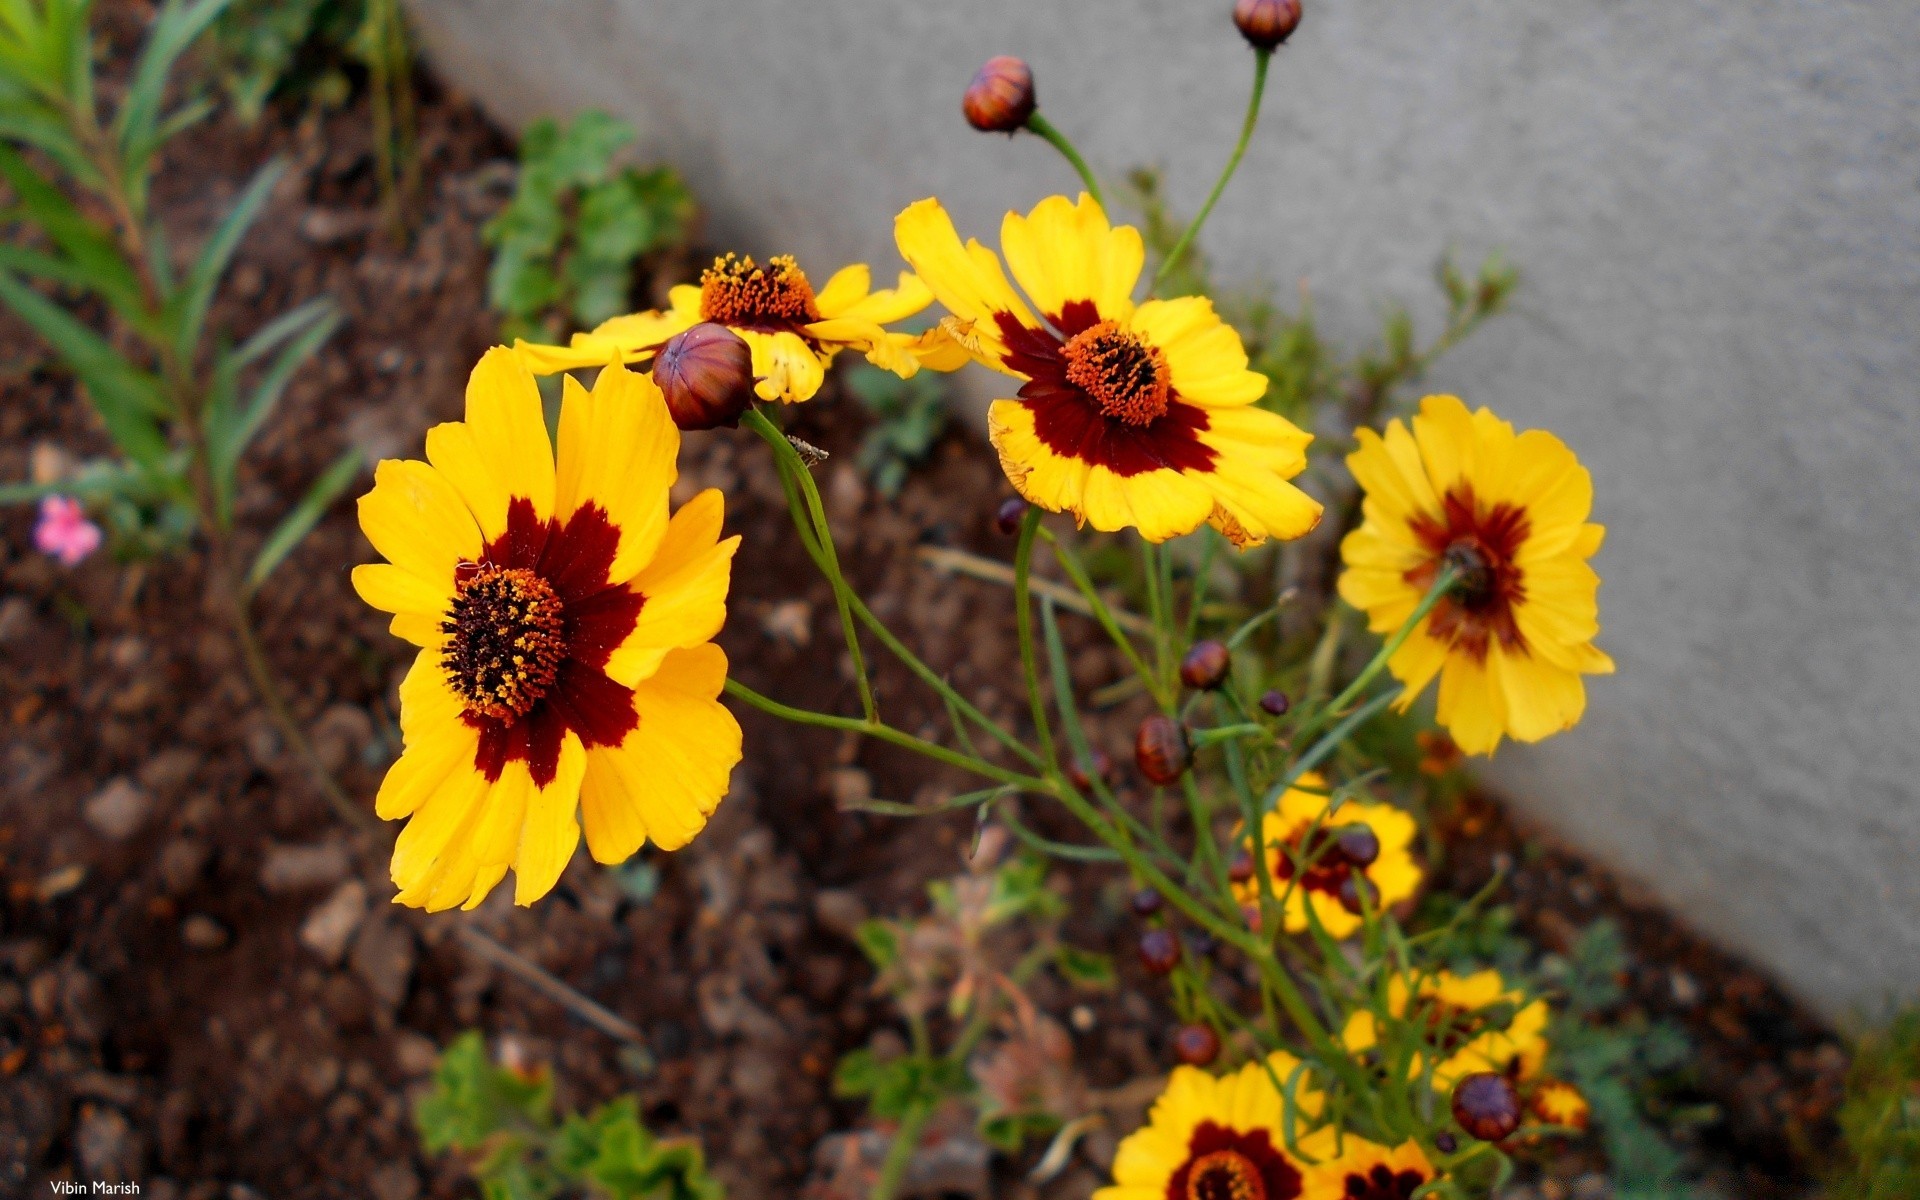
1433 1132 1458 1155
1337 872 1379 916
1138 928 1180 975
1179 639 1231 690
652 323 755 430
1129 887 1164 918
1232 0 1302 50
1134 715 1190 785
1452 1073 1521 1142
1173 1022 1221 1066
1258 689 1291 716
963 56 1036 133
1334 824 1380 868
995 496 1030 535
1227 848 1256 884
1181 928 1217 959
1066 746 1113 791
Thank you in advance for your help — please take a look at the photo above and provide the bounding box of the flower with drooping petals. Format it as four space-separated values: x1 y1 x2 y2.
1095 1052 1323 1200
34 495 101 565
1338 393 1612 755
1341 967 1550 1092
1231 771 1422 939
514 254 960 403
1299 1131 1439 1200
894 193 1323 546
352 348 741 910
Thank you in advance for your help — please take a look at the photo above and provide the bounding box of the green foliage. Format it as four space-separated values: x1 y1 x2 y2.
846 362 949 496
1828 1009 1920 1200
832 1047 971 1121
417 1031 725 1200
0 0 349 578
483 110 693 342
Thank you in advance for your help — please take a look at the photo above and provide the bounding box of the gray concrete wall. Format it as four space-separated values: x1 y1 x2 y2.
403 0 1920 1020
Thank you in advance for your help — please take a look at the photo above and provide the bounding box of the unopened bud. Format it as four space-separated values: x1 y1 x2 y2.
1434 1132 1458 1155
1138 928 1180 975
1334 824 1380 868
1129 887 1164 918
1179 639 1231 690
1067 746 1113 791
995 496 1030 535
1232 0 1302 50
1258 689 1291 716
1173 1022 1221 1066
963 56 1036 134
1135 715 1191 785
1452 1073 1522 1142
1181 928 1217 959
1337 872 1380 916
1227 849 1256 884
652 323 755 430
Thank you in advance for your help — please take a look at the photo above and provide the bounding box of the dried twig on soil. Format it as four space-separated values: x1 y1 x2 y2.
915 545 1152 636
456 926 653 1061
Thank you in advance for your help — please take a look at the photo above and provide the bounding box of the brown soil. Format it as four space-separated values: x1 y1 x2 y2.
0 20 1843 1200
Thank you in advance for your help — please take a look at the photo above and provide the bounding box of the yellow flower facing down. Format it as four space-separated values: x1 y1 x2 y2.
1527 1078 1591 1131
1096 1052 1323 1200
1298 1132 1439 1200
514 253 953 403
352 349 742 911
1341 968 1550 1092
1338 393 1613 755
894 193 1323 547
1233 771 1423 940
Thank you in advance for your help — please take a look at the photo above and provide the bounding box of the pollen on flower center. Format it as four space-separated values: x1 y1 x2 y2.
698 253 822 328
1185 1149 1268 1200
1062 319 1170 427
441 563 567 721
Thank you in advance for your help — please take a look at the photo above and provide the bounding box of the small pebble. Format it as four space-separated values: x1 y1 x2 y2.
181 915 229 951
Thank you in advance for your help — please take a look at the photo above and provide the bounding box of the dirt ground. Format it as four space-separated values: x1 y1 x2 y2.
0 30 1846 1200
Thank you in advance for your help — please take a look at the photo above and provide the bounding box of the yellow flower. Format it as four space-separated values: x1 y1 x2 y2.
514 253 951 403
352 349 742 910
1232 772 1422 940
1341 968 1550 1092
894 193 1323 547
1337 393 1613 755
1527 1078 1591 1131
1096 1053 1322 1200
1298 1131 1439 1200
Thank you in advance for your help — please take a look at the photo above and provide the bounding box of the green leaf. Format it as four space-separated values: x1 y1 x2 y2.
117 0 236 188
1052 944 1116 988
548 109 633 187
0 143 150 324
245 447 359 590
208 298 339 524
0 269 170 468
172 157 283 359
851 919 899 971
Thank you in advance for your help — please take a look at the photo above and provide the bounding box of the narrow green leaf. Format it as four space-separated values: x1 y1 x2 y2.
211 300 339 523
0 269 170 468
246 447 359 590
0 143 148 321
116 0 235 172
173 158 284 359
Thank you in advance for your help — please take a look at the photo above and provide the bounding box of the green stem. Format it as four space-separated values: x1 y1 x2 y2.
1012 507 1058 769
1152 49 1271 294
1039 529 1162 702
1024 111 1106 210
1291 566 1461 749
871 1100 933 1200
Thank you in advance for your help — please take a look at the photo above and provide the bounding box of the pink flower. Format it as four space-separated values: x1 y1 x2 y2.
34 495 102 566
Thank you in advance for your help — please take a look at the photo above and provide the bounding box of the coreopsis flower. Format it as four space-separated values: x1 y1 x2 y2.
352 348 742 910
894 193 1323 546
1338 393 1612 755
1299 1132 1439 1200
1095 1053 1323 1200
514 254 958 403
34 495 101 565
1232 772 1422 939
1527 1078 1591 1131
1341 968 1550 1092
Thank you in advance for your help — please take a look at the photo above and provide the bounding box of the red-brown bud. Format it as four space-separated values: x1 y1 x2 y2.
962 56 1036 134
1452 1073 1522 1142
652 323 755 430
995 496 1030 535
1134 715 1190 785
1334 824 1380 868
1433 1132 1458 1155
1258 689 1291 716
1336 872 1379 916
1066 747 1113 791
1232 0 1302 50
1129 887 1164 918
1173 1022 1221 1066
1227 848 1256 884
1179 639 1231 690
1137 928 1180 975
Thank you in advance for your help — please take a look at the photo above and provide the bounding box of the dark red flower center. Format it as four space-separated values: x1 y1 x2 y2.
994 303 1216 478
1062 319 1170 426
1412 996 1492 1055
1340 1163 1429 1200
448 498 648 787
699 253 821 330
1165 1122 1301 1200
1405 484 1530 659
442 564 566 720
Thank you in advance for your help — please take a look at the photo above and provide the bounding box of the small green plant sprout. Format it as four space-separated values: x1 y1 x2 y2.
845 361 950 497
484 110 694 342
1828 1007 1920 1200
417 1031 725 1200
834 826 1109 1199
0 0 362 822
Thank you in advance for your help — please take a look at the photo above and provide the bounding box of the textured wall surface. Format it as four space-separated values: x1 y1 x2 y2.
403 0 1920 1019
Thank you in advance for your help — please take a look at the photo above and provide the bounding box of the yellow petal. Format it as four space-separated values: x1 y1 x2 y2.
893 197 1035 372
351 562 450 620
742 328 829 402
999 192 1142 325
463 347 555 523
357 458 482 584
606 533 739 687
553 362 679 584
512 734 587 905
1130 296 1265 408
